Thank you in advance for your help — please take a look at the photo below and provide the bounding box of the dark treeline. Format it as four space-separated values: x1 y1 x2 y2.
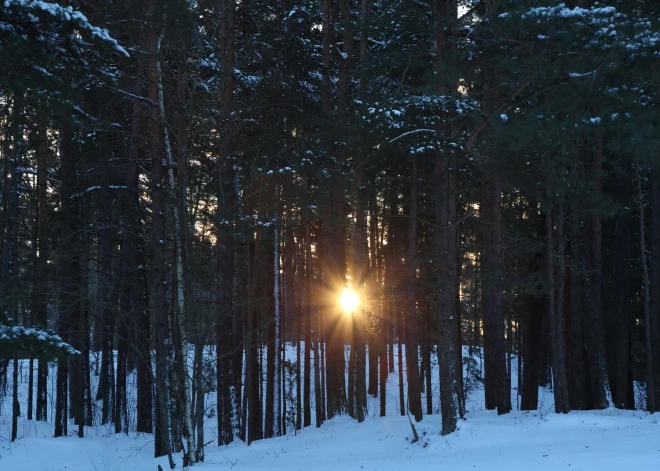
1 0 660 467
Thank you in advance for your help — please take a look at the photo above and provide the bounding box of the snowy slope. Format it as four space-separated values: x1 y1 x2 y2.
1 346 658 470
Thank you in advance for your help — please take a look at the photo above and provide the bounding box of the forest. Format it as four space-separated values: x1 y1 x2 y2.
1 0 660 469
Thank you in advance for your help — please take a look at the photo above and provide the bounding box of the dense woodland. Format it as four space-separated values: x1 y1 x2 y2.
1 0 660 467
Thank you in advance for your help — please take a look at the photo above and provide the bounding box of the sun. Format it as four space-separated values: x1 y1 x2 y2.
339 288 359 314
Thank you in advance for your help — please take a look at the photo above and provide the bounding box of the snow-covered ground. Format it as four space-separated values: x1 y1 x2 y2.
1 346 658 470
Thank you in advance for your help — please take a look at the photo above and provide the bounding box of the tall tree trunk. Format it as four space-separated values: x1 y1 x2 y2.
477 0 510 416
193 342 205 462
265 212 277 438
610 162 633 409
435 150 461 433
11 355 19 441
650 158 660 413
406 157 422 422
97 137 115 427
55 102 74 438
2 101 23 440
353 169 367 423
35 117 49 422
520 274 544 410
368 198 379 398
157 44 196 464
148 22 175 468
216 0 238 446
568 201 589 410
585 134 609 409
547 199 570 414
635 162 655 412
481 174 509 414
303 178 312 428
246 235 262 444
122 71 151 434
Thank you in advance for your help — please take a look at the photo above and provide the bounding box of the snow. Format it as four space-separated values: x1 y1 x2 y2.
3 409 658 471
4 0 128 56
1 346 658 470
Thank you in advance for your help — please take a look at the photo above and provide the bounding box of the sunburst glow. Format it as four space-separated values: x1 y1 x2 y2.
339 288 359 314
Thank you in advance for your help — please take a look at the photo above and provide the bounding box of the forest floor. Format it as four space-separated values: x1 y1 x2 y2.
1 347 658 470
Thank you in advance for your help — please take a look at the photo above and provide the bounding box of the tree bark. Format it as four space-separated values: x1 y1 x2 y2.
147 20 174 467
304 178 312 428
35 117 49 422
547 200 570 414
585 134 609 409
435 150 462 432
481 174 510 414
610 162 634 409
55 96 77 438
635 162 655 412
568 201 589 410
406 157 422 422
651 158 660 413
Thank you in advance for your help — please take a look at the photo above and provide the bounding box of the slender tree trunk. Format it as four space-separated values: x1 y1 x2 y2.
304 179 312 427
121 71 147 432
521 289 544 410
610 163 634 409
296 256 303 431
11 355 19 441
273 187 281 435
215 0 238 446
398 313 404 416
568 197 589 410
27 357 33 421
194 343 205 461
481 174 509 414
368 198 379 398
35 118 49 422
3 101 23 439
98 140 116 429
265 231 276 438
635 162 655 411
120 71 152 434
585 134 609 409
378 191 387 416
353 169 368 423
651 158 660 413
547 200 569 414
406 157 422 421
55 100 75 439
435 151 461 433
148 22 174 468
246 233 262 444
157 44 196 464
